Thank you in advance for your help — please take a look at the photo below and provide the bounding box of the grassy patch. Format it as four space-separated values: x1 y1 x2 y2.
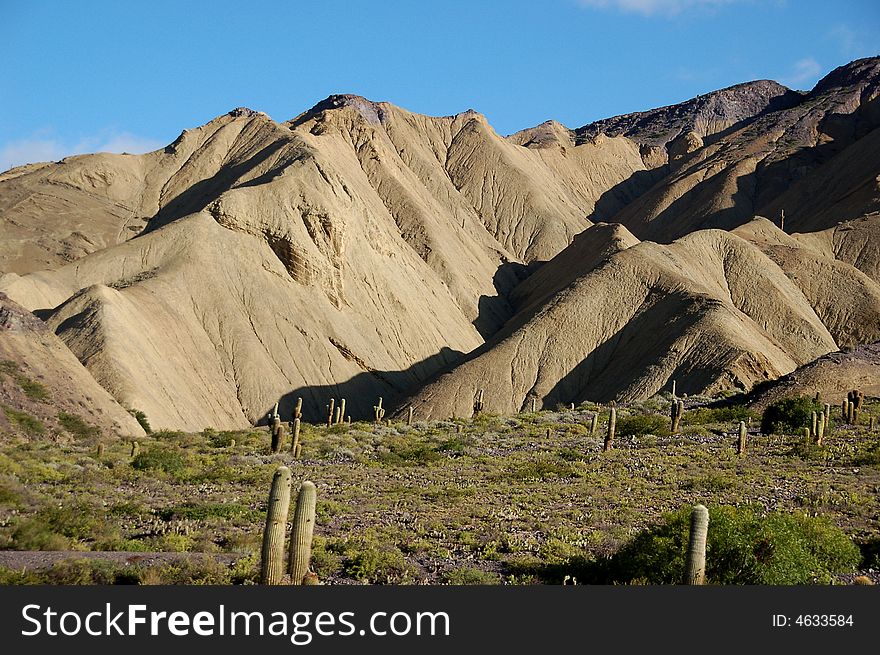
2 407 44 435
58 412 98 438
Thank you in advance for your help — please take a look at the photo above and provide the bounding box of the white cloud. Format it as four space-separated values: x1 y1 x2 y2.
577 0 744 17
827 24 872 58
780 57 822 89
0 130 164 173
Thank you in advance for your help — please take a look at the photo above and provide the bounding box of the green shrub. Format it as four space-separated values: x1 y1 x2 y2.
132 447 187 474
761 396 822 435
685 406 758 425
2 407 44 435
58 412 98 438
129 409 152 434
609 505 859 584
332 536 412 583
616 414 670 438
441 567 500 585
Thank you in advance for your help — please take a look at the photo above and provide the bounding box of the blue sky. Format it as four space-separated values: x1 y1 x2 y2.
1 0 877 171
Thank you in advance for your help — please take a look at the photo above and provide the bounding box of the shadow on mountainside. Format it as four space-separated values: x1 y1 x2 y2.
543 291 725 407
143 139 290 232
271 346 465 424
472 261 533 340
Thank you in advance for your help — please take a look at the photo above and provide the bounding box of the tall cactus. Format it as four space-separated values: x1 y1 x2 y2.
817 411 825 446
374 397 385 422
604 407 616 452
338 398 346 425
327 399 335 427
671 379 676 398
810 411 817 439
130 441 139 458
841 398 849 423
684 504 709 585
294 397 303 420
260 466 292 585
737 421 747 455
291 418 302 455
590 413 598 436
288 480 317 585
531 398 537 413
408 405 414 426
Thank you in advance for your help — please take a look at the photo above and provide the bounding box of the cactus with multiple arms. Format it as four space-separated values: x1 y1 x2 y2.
473 389 485 416
671 400 684 433
374 397 385 422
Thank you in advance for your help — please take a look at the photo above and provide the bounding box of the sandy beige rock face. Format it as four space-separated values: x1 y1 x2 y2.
1 58 879 429
0 292 144 438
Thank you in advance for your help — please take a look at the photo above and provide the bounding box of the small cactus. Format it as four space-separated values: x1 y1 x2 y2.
870 416 876 432
545 427 551 439
294 442 302 459
590 413 598 436
333 406 341 425
408 405 414 426
604 407 616 452
288 480 317 585
96 443 105 458
130 441 139 458
737 421 747 455
374 397 386 422
841 399 849 423
531 398 537 413
684 504 709 585
260 465 292 585
302 572 321 585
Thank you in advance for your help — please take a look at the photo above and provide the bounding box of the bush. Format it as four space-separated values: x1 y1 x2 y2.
129 409 152 434
616 414 670 438
609 505 860 584
132 447 187 474
761 396 822 435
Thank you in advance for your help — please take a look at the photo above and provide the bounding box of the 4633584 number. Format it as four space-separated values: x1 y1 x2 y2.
795 615 853 627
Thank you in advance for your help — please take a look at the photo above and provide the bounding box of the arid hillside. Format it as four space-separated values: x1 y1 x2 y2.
1 57 879 431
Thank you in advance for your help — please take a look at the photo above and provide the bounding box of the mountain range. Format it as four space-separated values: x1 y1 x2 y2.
1 56 879 432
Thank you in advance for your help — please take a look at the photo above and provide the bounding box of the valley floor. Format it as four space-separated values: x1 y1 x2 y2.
1 396 878 585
